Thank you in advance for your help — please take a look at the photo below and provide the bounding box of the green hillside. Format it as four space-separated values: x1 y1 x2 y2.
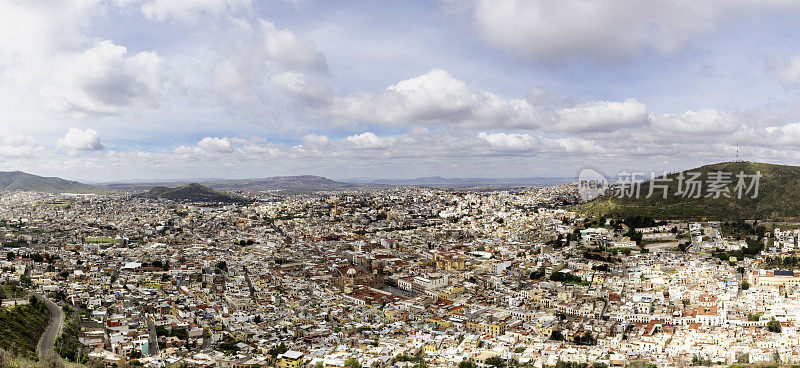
0 296 50 360
577 161 800 220
142 183 251 204
0 171 98 194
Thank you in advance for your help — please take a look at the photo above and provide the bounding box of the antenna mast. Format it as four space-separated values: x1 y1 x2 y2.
736 140 739 162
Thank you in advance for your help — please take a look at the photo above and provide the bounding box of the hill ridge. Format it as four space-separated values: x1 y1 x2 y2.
578 161 800 220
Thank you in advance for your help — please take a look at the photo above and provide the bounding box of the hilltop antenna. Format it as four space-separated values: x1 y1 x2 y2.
736 140 739 162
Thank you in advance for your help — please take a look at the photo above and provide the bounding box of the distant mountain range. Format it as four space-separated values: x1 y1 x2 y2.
0 171 573 196
141 183 250 204
577 161 800 220
350 176 574 187
101 175 367 193
0 171 97 194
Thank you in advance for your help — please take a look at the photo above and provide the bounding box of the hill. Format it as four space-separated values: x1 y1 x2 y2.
577 161 800 220
103 175 367 193
141 183 251 204
0 295 50 360
210 175 364 192
0 171 97 194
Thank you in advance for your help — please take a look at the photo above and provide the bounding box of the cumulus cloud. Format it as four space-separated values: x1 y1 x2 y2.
270 72 333 106
461 0 800 63
302 134 331 147
140 0 252 22
478 132 538 151
554 99 648 133
650 109 739 135
210 18 329 108
196 137 234 153
260 20 328 72
0 2 165 118
0 133 38 158
345 132 395 149
555 137 604 154
57 128 105 152
332 69 538 128
41 40 164 116
332 69 645 133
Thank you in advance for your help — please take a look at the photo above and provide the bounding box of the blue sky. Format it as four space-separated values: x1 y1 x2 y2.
4 0 800 181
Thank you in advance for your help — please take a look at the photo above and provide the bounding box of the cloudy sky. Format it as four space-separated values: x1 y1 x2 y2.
4 0 800 181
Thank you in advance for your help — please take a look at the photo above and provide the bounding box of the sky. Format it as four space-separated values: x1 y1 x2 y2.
4 0 800 181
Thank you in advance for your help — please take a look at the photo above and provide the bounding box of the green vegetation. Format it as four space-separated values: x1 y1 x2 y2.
577 161 800 220
767 318 782 333
549 330 564 341
266 342 288 358
484 356 505 367
459 361 477 368
218 335 242 355
344 358 362 368
747 312 762 321
0 296 50 360
573 331 595 345
549 271 590 286
0 283 26 303
764 255 800 268
55 305 86 364
0 171 98 194
142 183 251 204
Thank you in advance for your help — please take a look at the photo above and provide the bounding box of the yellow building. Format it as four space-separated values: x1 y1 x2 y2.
466 320 507 336
428 318 453 329
276 351 304 368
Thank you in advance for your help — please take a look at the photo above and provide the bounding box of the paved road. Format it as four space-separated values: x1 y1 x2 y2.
35 293 63 357
146 314 159 356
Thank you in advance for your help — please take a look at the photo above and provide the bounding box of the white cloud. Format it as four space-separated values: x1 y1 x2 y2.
40 41 164 116
141 0 252 22
345 132 395 149
57 128 105 152
651 109 739 135
0 133 38 158
270 72 332 106
554 98 648 133
302 134 331 147
332 69 646 133
478 132 538 151
469 0 713 63
463 0 800 63
332 69 538 128
196 137 234 153
555 137 603 154
209 18 330 108
261 20 328 71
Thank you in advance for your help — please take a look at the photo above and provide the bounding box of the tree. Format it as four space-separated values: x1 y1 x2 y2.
741 281 750 290
267 342 288 357
767 318 782 333
459 361 477 368
484 356 505 367
215 261 227 272
344 358 362 368
550 330 564 341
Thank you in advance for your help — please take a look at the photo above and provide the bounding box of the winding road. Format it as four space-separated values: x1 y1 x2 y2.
34 292 63 357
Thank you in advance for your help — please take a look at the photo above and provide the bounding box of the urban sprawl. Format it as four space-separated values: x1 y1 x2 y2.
2 185 799 368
